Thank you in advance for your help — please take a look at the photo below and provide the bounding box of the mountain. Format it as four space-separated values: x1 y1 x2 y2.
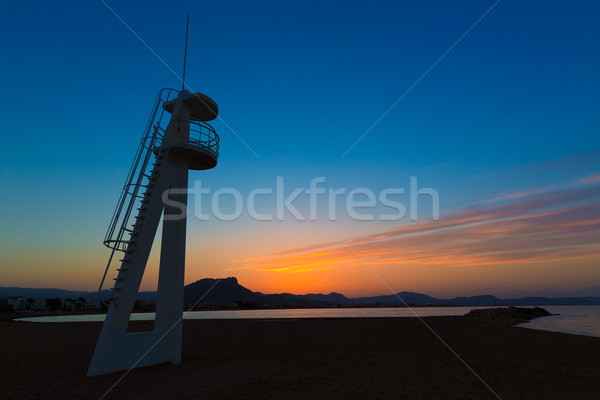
302 292 350 304
183 280 600 307
0 287 109 302
184 277 256 304
350 292 442 306
501 296 600 306
183 279 337 306
3 279 600 307
253 292 347 306
442 295 503 306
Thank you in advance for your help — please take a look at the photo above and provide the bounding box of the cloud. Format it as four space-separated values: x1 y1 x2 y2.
522 149 600 173
575 172 600 186
239 176 600 273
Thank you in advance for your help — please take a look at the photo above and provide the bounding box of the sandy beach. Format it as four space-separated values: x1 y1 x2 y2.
1 316 599 399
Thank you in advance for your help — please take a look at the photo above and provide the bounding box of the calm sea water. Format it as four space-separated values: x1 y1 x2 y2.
516 305 600 337
15 305 600 337
15 306 481 322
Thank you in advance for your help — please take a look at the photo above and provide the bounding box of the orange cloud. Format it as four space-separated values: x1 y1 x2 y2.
239 180 600 274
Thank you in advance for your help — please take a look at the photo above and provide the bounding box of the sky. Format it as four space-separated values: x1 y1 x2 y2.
1 0 599 299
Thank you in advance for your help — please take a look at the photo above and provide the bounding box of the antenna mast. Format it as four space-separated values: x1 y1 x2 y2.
182 14 189 91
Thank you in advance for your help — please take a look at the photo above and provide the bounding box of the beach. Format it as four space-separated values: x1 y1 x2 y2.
1 316 599 399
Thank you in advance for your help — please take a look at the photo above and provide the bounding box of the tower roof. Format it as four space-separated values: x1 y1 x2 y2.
163 91 218 121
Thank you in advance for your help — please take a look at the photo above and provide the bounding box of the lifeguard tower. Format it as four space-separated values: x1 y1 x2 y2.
87 83 219 375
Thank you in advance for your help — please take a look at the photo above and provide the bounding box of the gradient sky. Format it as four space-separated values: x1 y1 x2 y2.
1 1 599 298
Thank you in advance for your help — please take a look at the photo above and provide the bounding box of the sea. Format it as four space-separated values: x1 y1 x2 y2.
15 305 600 337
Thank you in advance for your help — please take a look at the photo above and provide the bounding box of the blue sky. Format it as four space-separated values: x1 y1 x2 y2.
1 1 599 297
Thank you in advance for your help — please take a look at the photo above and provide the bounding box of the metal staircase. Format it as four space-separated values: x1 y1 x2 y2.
98 88 178 306
111 147 168 302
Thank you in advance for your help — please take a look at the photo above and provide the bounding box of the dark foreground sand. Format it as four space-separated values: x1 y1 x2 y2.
1 317 599 399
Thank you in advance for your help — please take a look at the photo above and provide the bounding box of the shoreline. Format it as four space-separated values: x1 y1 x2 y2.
1 316 599 399
5 304 600 322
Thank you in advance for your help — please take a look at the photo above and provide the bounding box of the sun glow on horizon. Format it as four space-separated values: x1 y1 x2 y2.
223 174 600 297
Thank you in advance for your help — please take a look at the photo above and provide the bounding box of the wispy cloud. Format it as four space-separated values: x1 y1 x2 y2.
575 172 600 186
239 175 600 273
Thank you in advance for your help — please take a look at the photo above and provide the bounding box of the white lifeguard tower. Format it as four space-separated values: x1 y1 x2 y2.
87 22 219 375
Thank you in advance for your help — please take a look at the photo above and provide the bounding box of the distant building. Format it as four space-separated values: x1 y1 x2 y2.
6 296 47 311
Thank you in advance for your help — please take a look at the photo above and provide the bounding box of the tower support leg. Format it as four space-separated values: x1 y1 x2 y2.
155 157 188 364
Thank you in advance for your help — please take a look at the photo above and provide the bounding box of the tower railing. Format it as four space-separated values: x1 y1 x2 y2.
155 117 220 159
187 118 220 159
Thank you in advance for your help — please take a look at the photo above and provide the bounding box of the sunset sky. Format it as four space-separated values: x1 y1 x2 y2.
1 1 599 299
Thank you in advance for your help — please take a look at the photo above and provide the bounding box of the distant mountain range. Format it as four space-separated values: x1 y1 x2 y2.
2 277 600 307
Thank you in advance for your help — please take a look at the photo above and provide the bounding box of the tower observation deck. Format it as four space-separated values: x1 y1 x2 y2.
161 90 219 169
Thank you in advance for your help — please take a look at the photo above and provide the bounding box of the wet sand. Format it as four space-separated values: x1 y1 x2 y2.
1 316 599 399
